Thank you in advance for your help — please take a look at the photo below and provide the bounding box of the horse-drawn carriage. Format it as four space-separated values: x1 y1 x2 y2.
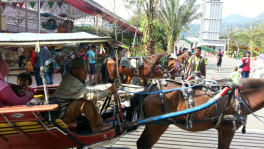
0 32 263 149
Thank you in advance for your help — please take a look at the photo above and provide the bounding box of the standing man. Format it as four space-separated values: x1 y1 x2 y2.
191 42 193 49
31 46 50 86
179 45 182 54
184 47 207 79
217 49 223 73
88 45 97 85
18 47 24 68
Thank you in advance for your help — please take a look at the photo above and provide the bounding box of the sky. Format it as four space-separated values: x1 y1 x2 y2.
93 0 264 22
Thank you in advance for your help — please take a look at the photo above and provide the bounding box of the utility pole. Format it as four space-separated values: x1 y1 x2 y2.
25 0 28 32
37 0 40 33
114 0 117 41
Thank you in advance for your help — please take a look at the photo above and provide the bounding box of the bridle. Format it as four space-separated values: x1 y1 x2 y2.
169 61 183 76
144 53 170 72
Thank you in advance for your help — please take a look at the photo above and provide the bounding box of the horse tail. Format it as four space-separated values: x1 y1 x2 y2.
126 83 153 122
101 58 110 83
126 93 144 122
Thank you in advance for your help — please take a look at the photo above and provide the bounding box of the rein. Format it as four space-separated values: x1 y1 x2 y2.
143 54 168 69
118 81 205 94
169 62 183 76
237 87 264 124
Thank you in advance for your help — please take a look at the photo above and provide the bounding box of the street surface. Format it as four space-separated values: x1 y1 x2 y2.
6 55 264 148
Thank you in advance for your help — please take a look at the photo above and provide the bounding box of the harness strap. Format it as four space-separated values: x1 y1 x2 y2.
215 88 235 129
156 80 168 114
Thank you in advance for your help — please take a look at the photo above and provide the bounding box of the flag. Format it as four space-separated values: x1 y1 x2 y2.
57 2 63 8
18 3 24 8
12 2 17 8
1 3 6 10
30 2 35 8
35 41 40 52
100 44 105 54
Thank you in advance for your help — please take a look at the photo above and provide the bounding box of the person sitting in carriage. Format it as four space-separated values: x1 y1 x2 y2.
0 53 34 107
184 47 207 80
53 58 119 132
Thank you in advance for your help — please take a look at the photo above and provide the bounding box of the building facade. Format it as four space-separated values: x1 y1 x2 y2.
198 0 226 50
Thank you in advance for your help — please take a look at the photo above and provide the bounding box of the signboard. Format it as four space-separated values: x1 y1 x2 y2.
204 39 226 44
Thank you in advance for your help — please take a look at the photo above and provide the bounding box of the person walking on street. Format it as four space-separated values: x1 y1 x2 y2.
179 45 182 54
253 54 264 78
241 52 251 79
184 47 207 80
88 45 97 85
31 46 50 86
217 49 223 73
18 47 24 68
237 49 240 60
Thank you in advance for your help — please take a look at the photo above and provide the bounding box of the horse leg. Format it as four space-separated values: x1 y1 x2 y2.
217 123 237 149
137 125 169 149
125 76 132 84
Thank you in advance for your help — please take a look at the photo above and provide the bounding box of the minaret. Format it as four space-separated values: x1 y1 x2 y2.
199 0 223 43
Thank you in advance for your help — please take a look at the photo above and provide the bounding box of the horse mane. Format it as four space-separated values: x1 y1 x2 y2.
177 52 191 58
239 78 264 89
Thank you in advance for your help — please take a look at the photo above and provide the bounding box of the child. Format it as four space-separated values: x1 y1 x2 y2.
230 67 241 84
17 72 34 98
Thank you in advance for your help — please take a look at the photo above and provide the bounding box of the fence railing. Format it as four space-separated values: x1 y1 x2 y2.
180 38 217 56
201 46 217 56
180 37 192 45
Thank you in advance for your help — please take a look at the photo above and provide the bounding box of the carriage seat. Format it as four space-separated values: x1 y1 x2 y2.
120 57 143 70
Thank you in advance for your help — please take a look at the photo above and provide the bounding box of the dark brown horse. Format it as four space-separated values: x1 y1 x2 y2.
101 53 171 86
126 78 264 149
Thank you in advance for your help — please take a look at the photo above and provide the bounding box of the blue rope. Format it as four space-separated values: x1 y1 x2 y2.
239 99 264 123
118 82 205 94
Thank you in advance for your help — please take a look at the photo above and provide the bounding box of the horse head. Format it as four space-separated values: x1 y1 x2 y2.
177 52 192 68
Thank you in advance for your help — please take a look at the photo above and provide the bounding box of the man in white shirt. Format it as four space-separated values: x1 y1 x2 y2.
18 47 24 67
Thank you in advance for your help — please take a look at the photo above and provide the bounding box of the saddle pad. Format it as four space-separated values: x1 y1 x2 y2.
120 57 143 70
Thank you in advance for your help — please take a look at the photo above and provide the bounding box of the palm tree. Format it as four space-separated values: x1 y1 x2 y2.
240 24 262 57
158 0 202 53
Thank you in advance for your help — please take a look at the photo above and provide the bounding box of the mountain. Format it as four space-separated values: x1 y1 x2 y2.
180 12 264 37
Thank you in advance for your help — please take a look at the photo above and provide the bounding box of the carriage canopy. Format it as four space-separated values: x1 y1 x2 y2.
0 32 113 47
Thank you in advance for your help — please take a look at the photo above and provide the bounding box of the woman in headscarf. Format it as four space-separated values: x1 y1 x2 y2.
0 52 33 108
253 54 264 78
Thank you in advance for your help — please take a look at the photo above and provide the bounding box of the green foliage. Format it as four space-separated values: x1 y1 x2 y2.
158 0 202 53
72 25 134 46
130 45 145 57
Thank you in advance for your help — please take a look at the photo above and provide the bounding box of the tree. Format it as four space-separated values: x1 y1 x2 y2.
226 27 239 55
240 24 262 57
125 0 160 56
158 0 201 53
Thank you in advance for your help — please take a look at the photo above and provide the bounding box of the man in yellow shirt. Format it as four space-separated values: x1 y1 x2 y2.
184 47 207 79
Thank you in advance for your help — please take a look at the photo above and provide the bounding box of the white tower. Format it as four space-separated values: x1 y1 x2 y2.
199 0 225 50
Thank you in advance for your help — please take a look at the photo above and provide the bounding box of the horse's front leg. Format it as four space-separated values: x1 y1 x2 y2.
217 122 241 149
125 76 133 84
137 125 169 149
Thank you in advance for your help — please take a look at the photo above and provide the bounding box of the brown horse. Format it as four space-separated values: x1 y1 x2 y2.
101 53 171 86
126 78 264 149
155 52 192 79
